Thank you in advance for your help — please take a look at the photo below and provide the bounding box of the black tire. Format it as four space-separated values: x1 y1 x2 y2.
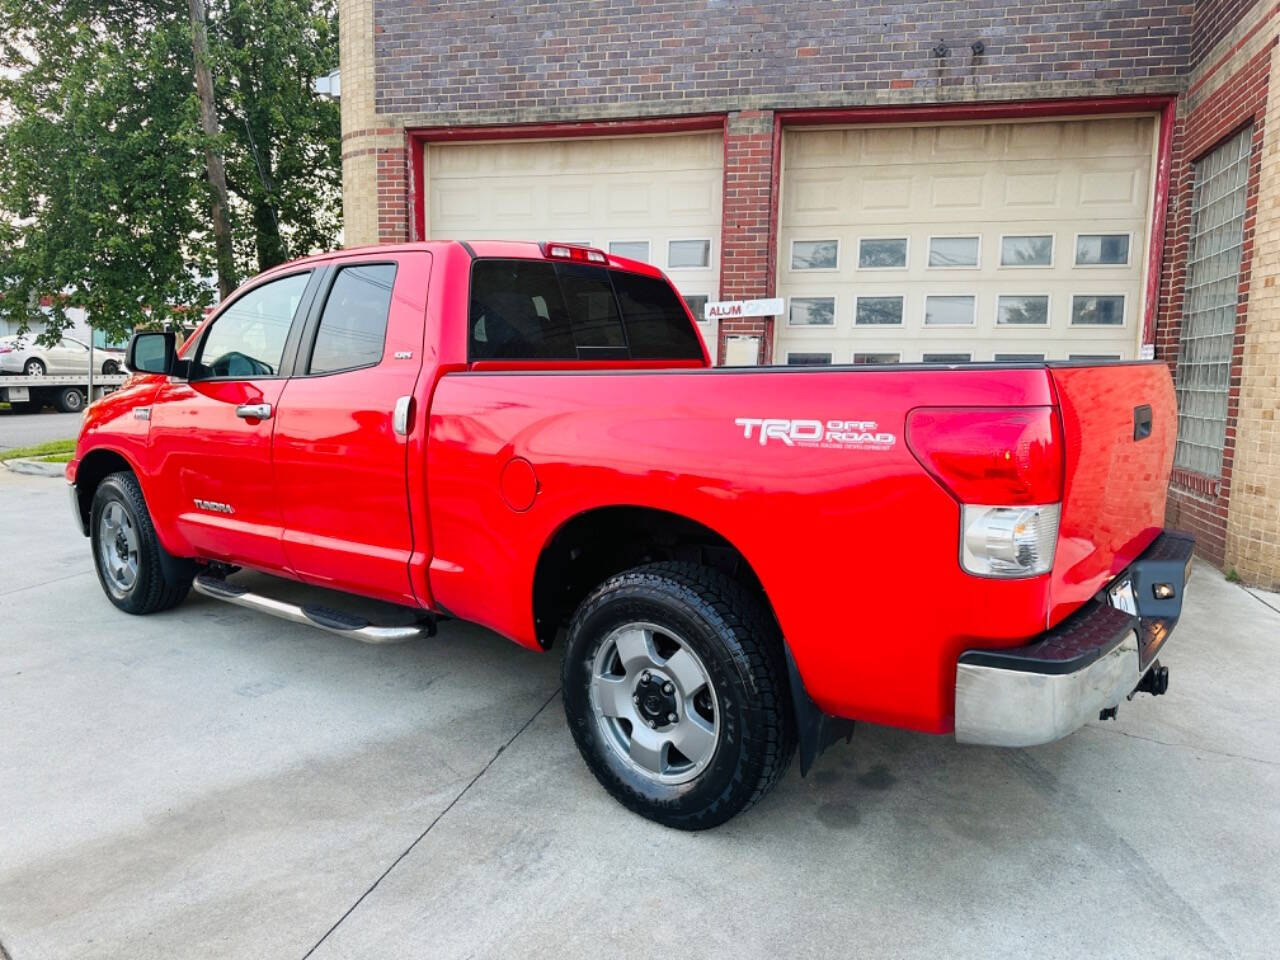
562 561 795 830
102 359 119 375
23 357 46 376
55 387 85 413
90 471 194 614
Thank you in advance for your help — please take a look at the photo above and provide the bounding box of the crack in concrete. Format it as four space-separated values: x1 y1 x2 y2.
1089 724 1280 767
1241 585 1280 618
0 569 93 598
298 687 561 960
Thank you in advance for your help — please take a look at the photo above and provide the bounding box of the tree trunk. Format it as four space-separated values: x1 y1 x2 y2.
187 0 236 299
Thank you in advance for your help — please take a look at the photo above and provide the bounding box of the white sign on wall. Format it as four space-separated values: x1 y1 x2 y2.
703 298 784 320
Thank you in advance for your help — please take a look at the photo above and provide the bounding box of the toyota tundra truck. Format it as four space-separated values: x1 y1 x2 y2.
66 240 1193 829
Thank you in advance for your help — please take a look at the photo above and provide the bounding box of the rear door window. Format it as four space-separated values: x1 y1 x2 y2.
468 258 702 361
308 263 397 374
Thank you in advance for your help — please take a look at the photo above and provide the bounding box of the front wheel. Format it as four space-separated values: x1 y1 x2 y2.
90 472 194 614
562 562 795 830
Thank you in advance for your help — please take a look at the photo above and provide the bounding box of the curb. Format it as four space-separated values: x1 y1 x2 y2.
2 457 66 478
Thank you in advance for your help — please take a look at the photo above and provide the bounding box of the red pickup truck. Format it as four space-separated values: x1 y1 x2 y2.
68 240 1193 828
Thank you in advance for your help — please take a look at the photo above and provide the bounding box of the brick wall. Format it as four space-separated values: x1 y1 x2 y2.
371 1 1192 124
1192 0 1264 65
1226 40 1280 589
1159 22 1274 567
718 111 776 364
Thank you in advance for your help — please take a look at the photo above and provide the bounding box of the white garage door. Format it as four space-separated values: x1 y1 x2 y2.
776 116 1157 365
426 132 723 351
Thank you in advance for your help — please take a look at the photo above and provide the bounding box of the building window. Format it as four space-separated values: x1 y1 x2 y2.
791 240 839 270
1175 126 1252 477
668 239 711 269
996 295 1049 326
855 295 904 325
788 297 836 326
928 236 980 268
1069 354 1121 361
786 352 832 365
1000 235 1053 267
609 240 650 262
1075 234 1130 266
853 352 901 364
923 353 972 363
995 353 1045 362
1070 295 1125 325
858 237 908 269
924 295 976 326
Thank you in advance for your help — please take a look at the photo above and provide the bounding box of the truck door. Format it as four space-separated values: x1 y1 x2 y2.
271 253 429 607
148 269 318 573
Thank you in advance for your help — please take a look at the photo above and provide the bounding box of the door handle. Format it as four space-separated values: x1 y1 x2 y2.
235 403 273 420
393 395 414 436
1133 404 1152 441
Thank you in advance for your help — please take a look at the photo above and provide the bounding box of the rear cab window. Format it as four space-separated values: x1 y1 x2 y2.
468 258 704 362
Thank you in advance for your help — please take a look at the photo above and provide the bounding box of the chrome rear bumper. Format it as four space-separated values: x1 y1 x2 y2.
955 531 1194 748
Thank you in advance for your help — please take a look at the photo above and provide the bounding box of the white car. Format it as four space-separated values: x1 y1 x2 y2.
0 335 125 377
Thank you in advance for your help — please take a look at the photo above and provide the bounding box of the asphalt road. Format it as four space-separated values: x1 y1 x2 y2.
0 408 82 450
1 467 1278 960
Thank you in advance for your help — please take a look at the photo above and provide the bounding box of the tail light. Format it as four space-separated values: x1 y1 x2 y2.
907 407 1064 578
542 242 608 264
0 345 12 353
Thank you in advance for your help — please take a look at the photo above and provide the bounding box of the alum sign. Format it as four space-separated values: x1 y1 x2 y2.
703 298 785 320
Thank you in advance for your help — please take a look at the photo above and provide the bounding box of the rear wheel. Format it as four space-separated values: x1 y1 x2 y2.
23 357 45 376
562 561 795 830
55 387 85 413
102 359 119 375
91 472 194 614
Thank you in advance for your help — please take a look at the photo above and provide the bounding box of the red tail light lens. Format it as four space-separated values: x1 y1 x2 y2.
906 406 1063 505
542 242 608 264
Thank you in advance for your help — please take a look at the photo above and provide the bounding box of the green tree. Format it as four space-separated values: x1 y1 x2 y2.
0 0 339 344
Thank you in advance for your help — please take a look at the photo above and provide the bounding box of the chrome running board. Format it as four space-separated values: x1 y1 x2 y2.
193 572 434 644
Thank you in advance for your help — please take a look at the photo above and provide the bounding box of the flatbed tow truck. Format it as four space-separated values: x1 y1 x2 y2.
0 373 128 414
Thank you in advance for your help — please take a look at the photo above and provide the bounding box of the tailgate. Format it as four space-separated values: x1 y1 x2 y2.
1047 361 1177 626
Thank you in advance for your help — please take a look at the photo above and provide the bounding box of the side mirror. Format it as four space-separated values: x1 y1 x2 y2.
125 331 177 375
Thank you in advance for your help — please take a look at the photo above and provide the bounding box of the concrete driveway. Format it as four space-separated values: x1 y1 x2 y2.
1 468 1277 960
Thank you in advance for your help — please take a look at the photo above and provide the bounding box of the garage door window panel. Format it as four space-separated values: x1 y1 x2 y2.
996 295 1050 326
307 263 397 375
1000 235 1054 268
788 297 836 327
1070 295 1125 326
923 353 972 363
924 295 977 326
855 296 905 326
857 237 908 270
668 239 711 270
995 353 1046 362
609 240 650 263
928 236 981 269
853 352 901 364
1074 233 1131 266
790 240 839 271
786 352 832 366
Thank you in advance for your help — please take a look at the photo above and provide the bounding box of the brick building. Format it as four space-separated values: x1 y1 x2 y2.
339 0 1280 588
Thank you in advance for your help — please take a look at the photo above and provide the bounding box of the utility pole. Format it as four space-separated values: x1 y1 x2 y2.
187 0 236 300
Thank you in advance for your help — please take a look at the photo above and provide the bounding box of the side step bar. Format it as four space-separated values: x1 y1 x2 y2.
192 572 434 644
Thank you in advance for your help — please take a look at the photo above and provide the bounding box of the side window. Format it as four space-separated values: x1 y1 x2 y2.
308 263 397 374
195 272 310 379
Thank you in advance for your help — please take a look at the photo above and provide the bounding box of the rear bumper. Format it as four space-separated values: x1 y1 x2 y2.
954 530 1194 747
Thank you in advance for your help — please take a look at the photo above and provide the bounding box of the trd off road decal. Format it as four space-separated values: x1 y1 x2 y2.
734 418 896 451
